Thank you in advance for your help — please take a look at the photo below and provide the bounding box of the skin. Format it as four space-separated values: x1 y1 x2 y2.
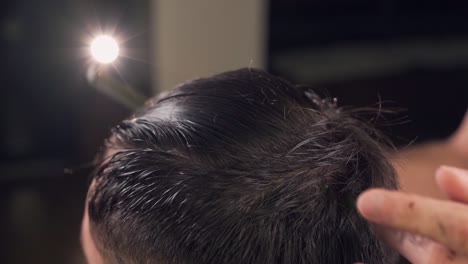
357 111 468 263
358 167 468 263
82 148 119 264
392 112 468 199
81 205 104 264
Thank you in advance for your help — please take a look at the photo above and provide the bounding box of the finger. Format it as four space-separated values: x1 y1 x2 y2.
374 225 432 263
436 166 468 203
357 189 468 254
426 243 468 264
376 226 468 264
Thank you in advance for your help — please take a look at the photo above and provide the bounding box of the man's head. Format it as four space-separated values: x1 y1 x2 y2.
82 68 398 263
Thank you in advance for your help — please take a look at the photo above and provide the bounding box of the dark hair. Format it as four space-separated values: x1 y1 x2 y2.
87 68 399 264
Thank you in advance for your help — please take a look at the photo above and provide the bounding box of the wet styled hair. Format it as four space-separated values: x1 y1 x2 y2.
87 68 399 264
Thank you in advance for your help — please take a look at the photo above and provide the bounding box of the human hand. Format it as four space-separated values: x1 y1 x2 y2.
391 111 468 200
357 166 468 263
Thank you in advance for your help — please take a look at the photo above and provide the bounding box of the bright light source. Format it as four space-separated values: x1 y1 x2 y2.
90 35 119 64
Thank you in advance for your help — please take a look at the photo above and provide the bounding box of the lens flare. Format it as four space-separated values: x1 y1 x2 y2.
90 35 119 64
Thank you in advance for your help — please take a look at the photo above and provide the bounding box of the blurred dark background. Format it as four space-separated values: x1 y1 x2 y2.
0 0 466 263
